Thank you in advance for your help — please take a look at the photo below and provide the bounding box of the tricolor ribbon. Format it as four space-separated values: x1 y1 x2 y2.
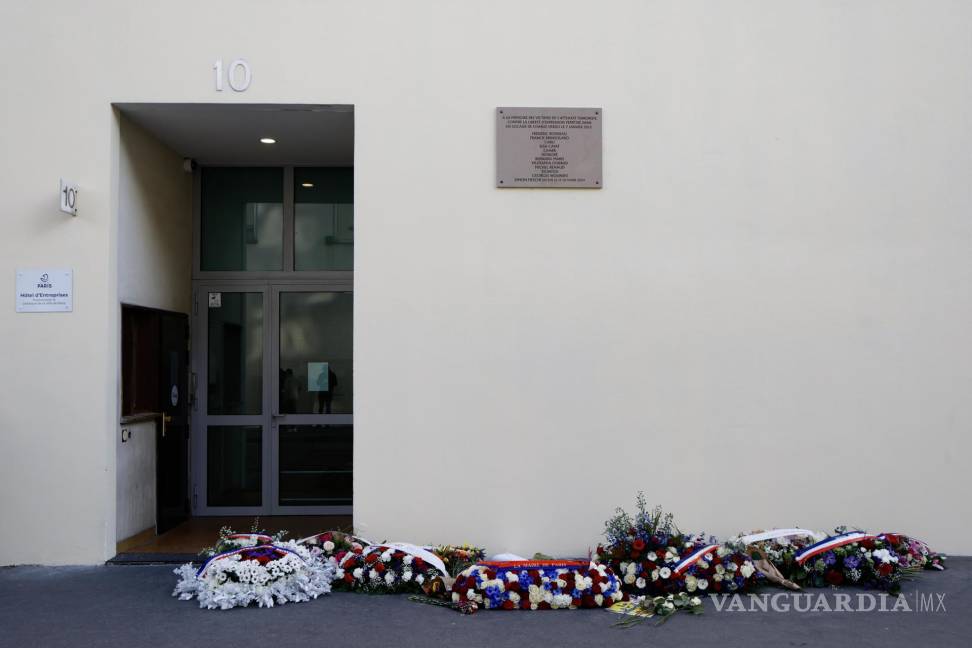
478 560 590 570
793 532 874 565
673 544 720 576
196 544 305 577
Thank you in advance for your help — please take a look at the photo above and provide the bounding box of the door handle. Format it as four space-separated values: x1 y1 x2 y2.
162 413 173 437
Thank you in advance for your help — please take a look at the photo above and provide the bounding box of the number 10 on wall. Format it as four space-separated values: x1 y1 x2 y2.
213 59 251 92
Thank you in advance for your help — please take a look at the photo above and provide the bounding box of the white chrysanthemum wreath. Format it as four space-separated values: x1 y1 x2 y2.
173 540 336 610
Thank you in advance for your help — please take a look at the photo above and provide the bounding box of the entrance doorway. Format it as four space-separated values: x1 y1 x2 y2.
113 104 354 556
192 282 352 515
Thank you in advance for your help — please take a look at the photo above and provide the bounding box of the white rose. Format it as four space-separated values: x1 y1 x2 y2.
651 569 660 581
740 563 755 578
322 541 335 552
647 552 657 561
353 568 363 579
635 577 646 589
697 578 708 590
659 567 671 579
624 573 636 584
685 575 697 592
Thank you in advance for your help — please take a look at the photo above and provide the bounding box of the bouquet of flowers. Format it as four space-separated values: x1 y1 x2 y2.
610 592 704 627
450 560 624 610
173 540 336 610
881 533 946 571
596 493 761 596
430 544 486 577
752 528 943 594
299 530 370 574
337 543 446 594
200 524 288 558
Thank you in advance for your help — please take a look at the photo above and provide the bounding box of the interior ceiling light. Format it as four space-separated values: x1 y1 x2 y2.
260 137 276 144
301 183 314 188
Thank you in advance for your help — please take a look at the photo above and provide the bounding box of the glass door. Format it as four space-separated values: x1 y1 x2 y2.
192 282 352 515
193 284 271 515
270 285 353 513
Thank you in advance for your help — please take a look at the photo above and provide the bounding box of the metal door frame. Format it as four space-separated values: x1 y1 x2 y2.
191 281 272 516
269 282 353 515
191 280 353 516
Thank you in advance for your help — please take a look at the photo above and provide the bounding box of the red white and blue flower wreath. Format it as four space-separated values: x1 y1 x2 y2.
451 560 625 610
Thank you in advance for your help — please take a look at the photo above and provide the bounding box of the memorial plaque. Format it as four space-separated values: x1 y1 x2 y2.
496 107 602 188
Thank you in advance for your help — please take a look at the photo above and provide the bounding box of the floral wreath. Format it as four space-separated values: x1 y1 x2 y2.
451 560 624 610
337 544 446 594
173 540 335 610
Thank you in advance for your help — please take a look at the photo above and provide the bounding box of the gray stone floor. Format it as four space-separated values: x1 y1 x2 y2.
0 558 969 648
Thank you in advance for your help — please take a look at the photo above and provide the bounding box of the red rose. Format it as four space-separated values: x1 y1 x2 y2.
365 554 379 564
582 595 596 608
414 557 425 568
335 551 347 562
632 539 646 552
344 573 354 583
502 600 515 610
825 570 844 586
321 532 333 542
507 582 521 592
879 563 893 577
375 562 386 573
520 599 531 610
862 538 875 550
631 551 641 560
571 598 582 607
538 602 551 610
883 534 901 546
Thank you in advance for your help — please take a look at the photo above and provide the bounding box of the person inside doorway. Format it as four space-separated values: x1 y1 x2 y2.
316 366 338 414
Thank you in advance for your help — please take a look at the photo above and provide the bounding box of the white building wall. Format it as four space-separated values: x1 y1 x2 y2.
113 115 193 544
0 0 970 564
115 420 155 542
117 115 193 315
